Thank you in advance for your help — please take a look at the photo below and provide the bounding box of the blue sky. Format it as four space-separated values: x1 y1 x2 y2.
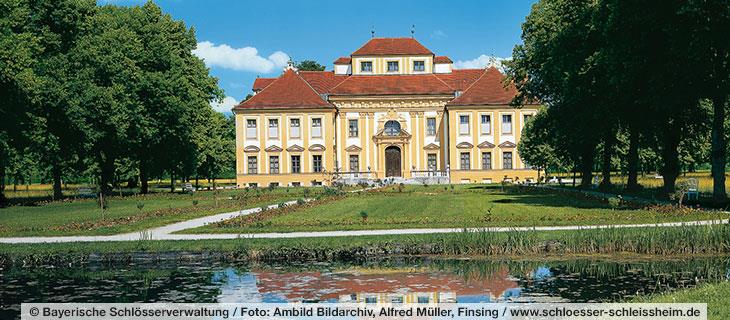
103 0 537 112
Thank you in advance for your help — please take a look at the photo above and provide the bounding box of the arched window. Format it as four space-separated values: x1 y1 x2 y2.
384 121 401 136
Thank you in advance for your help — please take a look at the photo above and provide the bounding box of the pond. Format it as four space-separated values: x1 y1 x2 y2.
1 256 729 319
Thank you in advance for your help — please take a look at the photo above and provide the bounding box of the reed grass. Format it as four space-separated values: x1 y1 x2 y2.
1 224 729 267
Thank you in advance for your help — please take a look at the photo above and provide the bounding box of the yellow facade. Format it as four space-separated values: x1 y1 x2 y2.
234 109 336 187
234 38 539 187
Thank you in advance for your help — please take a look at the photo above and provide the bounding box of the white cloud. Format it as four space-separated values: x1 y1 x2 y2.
193 41 290 74
210 96 239 113
430 30 447 39
453 55 512 71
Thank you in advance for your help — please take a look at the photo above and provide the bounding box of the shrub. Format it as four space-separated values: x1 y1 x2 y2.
397 183 405 193
136 201 144 211
607 197 621 210
192 200 199 206
296 198 306 205
359 210 368 222
278 202 287 208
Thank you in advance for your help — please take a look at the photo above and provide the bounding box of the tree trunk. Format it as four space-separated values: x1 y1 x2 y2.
711 95 727 204
660 123 681 195
579 149 594 189
139 163 149 194
52 162 63 200
599 130 614 191
0 149 7 207
627 125 640 191
99 155 115 195
572 168 577 187
170 172 175 193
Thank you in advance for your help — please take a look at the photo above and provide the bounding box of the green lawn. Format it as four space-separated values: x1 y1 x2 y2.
0 187 319 237
183 184 729 234
635 281 730 319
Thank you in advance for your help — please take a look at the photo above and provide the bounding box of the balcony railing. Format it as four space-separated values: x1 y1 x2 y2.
411 170 449 178
338 171 373 179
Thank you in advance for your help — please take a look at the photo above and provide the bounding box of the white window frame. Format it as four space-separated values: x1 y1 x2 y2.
426 117 437 136
413 60 425 72
289 118 301 138
311 117 322 138
501 113 513 135
268 118 279 139
480 113 492 136
459 114 470 135
246 118 257 140
386 60 399 72
348 119 358 137
360 61 373 73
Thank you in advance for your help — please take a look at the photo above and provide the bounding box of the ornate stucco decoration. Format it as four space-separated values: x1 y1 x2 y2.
265 145 283 152
286 144 305 152
345 145 362 152
477 141 496 149
498 141 517 148
244 145 260 152
423 143 440 150
456 142 474 149
308 144 326 151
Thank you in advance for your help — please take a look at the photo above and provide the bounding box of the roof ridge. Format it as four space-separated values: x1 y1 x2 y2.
293 70 332 106
430 73 455 91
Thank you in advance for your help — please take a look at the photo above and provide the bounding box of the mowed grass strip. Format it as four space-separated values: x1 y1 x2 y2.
183 184 729 234
0 187 318 237
634 281 730 320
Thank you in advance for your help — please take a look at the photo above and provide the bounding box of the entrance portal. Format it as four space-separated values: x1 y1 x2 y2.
385 146 402 177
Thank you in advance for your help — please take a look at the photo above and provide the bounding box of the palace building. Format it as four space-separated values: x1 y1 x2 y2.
233 37 540 187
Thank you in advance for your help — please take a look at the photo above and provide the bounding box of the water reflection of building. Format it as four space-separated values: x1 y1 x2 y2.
214 267 523 303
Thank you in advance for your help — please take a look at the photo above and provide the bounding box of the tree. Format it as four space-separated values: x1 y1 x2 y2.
196 111 235 187
0 0 41 205
518 110 560 183
295 60 325 71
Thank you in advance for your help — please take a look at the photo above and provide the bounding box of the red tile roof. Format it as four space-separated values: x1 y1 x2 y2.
235 69 331 110
333 57 351 64
434 56 453 63
252 77 276 91
329 74 453 96
351 37 433 56
298 71 348 94
447 67 519 106
436 69 484 91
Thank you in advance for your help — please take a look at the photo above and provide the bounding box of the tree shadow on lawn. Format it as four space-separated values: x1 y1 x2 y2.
464 185 621 211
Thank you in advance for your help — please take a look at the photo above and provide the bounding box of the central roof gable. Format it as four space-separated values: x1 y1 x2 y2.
329 74 454 96
351 37 433 56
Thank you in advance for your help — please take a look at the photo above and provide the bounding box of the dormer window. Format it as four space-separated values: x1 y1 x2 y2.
360 61 372 72
387 61 399 72
413 61 425 72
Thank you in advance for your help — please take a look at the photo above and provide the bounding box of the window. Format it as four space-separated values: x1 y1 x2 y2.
413 61 425 71
312 155 322 172
387 61 399 72
349 155 359 172
384 120 401 136
481 115 491 135
291 155 301 173
417 296 430 304
365 296 377 304
247 156 257 174
290 118 300 138
348 119 358 137
291 182 300 187
503 152 513 169
459 115 470 135
481 152 492 170
426 118 436 136
248 183 258 188
246 119 257 138
269 156 279 174
427 154 437 170
523 114 533 125
502 114 512 134
360 61 372 72
311 118 322 137
268 119 278 138
460 152 470 170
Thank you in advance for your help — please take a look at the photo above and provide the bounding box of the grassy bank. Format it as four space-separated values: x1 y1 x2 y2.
635 281 730 319
0 187 320 236
184 184 728 234
2 224 729 266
